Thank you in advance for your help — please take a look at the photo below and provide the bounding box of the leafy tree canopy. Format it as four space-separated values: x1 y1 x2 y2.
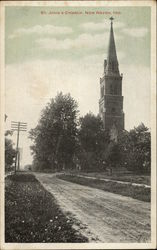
117 123 151 173
29 92 79 171
5 132 16 171
77 113 110 171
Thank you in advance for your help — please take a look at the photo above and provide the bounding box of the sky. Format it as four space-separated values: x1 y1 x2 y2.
5 6 151 166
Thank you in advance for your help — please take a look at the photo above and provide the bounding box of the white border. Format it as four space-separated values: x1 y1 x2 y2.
0 1 156 249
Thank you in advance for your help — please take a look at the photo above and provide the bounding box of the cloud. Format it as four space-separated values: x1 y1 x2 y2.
81 19 125 31
81 19 148 39
5 59 150 165
121 64 150 129
5 57 103 135
6 58 150 131
9 25 73 39
36 32 122 50
81 22 107 31
5 58 103 167
122 27 148 37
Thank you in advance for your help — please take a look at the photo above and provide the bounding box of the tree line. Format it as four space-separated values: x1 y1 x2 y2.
5 130 16 171
28 92 151 174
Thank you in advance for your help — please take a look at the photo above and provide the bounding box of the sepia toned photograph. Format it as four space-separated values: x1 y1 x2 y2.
0 1 156 249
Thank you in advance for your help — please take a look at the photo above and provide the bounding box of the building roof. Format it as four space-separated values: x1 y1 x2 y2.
105 18 120 76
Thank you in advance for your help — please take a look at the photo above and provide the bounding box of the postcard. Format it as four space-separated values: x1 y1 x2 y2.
0 1 156 249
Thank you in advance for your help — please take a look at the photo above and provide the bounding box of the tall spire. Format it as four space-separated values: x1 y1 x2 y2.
105 17 120 75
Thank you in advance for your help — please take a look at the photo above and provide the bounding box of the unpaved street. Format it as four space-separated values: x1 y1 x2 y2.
34 173 151 243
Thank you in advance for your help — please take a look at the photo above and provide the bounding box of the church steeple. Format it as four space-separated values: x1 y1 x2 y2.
105 17 120 76
99 17 125 137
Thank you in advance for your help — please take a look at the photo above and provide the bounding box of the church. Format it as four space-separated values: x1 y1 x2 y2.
99 17 125 142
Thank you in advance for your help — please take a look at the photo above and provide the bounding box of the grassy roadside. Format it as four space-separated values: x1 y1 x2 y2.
81 173 150 185
5 173 88 243
64 171 150 186
58 174 150 202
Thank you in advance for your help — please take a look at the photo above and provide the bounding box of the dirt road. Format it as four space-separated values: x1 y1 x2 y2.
34 173 151 243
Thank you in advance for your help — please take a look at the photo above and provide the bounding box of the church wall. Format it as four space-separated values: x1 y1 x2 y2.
99 19 125 138
104 95 123 114
104 76 122 96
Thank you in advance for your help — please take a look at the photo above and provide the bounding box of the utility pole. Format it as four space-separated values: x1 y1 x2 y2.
17 149 20 171
11 121 27 174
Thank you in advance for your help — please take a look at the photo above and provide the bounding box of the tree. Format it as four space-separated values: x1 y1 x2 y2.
105 141 122 173
29 92 79 171
5 131 16 171
24 164 32 171
77 113 109 171
118 123 151 173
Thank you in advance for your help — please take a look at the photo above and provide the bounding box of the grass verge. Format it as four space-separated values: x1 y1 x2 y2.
83 173 150 185
65 171 150 185
5 173 88 243
58 174 150 202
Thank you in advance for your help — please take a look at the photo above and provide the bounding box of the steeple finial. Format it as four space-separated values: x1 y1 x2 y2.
105 17 119 76
110 16 114 24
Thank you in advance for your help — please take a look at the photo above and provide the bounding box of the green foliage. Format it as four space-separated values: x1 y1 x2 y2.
5 130 13 136
77 113 109 171
24 164 32 171
5 135 16 171
59 174 150 202
105 141 122 170
29 92 79 171
117 123 151 173
79 113 104 151
91 122 151 174
5 174 88 242
29 92 150 174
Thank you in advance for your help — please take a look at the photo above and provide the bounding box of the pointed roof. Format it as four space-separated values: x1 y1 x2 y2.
105 17 120 76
